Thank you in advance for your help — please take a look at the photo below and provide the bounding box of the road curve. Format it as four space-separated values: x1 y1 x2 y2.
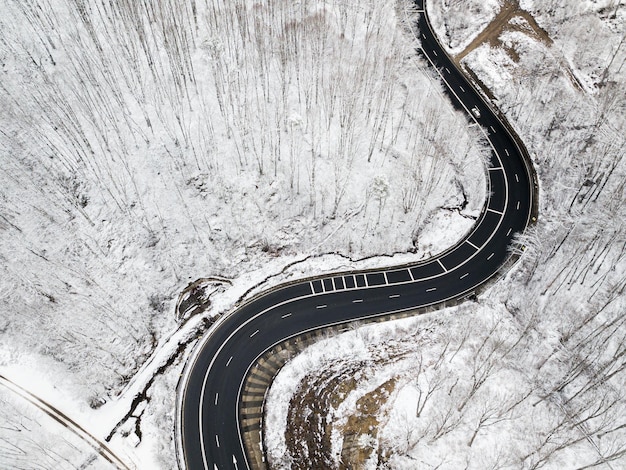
178 1 537 469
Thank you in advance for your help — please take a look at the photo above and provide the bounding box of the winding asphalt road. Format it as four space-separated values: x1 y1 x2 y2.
178 1 537 469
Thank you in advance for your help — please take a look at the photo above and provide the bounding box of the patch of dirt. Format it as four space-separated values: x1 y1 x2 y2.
175 277 230 321
454 0 584 92
283 349 405 469
285 363 363 469
339 378 396 470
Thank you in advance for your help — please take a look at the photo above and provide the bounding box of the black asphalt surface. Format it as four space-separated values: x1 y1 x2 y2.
179 1 535 469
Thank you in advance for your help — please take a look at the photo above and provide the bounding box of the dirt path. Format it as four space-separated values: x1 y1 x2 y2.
454 0 585 92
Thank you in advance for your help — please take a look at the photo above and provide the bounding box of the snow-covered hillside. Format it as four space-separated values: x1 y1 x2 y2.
0 0 488 467
265 0 626 468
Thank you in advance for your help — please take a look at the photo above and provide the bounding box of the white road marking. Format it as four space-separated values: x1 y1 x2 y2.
507 228 513 236
281 313 292 319
487 253 495 260
389 294 400 299
488 208 503 215
467 240 479 250
489 167 503 171
490 126 496 133
383 272 389 284
505 148 510 156
226 356 233 367
215 435 220 447
408 268 415 281
437 259 448 272
426 287 437 292
515 174 519 182
321 280 326 292
460 273 469 279
459 85 465 92
250 330 259 338
516 201 521 210
445 67 450 73
352 299 363 303
215 393 219 405
309 281 315 294
432 49 438 56
316 304 327 309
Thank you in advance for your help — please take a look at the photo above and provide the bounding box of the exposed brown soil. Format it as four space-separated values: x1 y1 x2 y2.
455 0 584 92
283 360 400 470
285 363 362 469
339 378 396 470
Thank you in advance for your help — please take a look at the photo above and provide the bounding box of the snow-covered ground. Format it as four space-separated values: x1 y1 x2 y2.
428 0 502 54
265 0 626 468
0 0 488 467
0 378 113 469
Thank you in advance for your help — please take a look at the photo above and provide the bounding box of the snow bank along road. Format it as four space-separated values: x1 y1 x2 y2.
178 1 538 469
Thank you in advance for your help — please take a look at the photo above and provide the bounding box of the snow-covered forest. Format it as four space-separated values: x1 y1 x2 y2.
266 0 626 469
0 0 488 467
